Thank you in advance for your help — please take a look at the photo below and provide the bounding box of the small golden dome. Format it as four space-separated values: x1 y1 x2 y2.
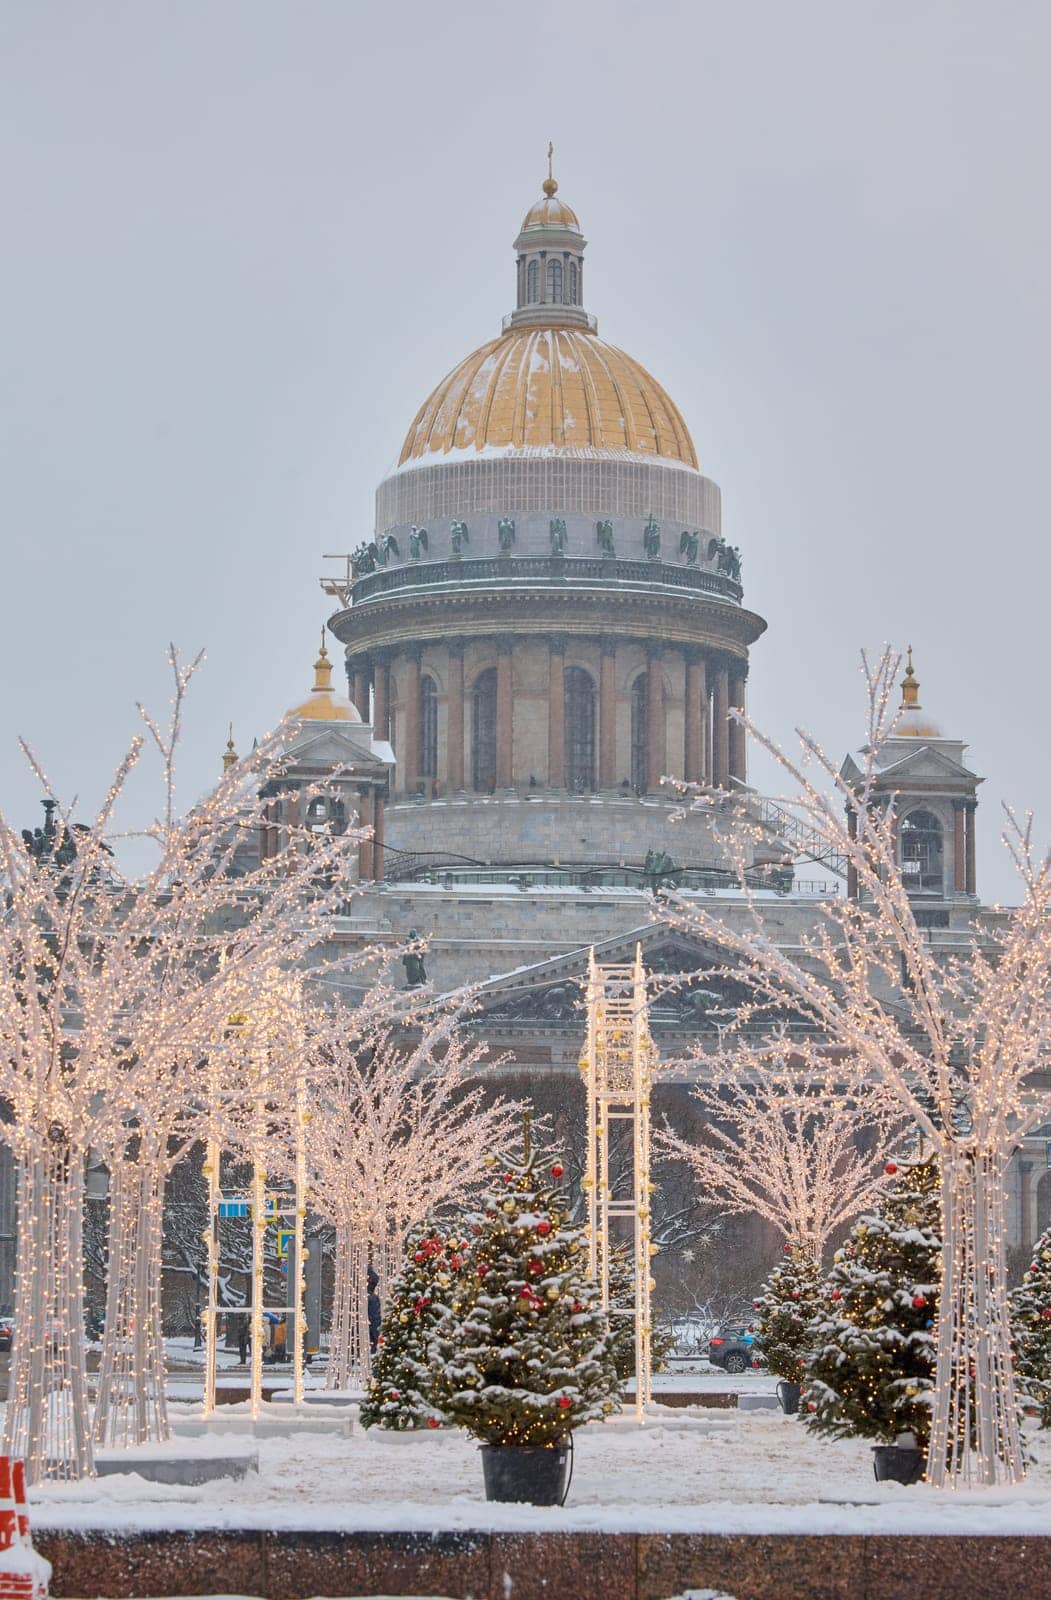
520 190 581 232
222 723 238 772
398 326 698 468
896 646 942 738
287 632 361 724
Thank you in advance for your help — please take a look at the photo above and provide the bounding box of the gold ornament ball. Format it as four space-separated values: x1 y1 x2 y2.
399 1311 410 1323
546 1287 559 1301
502 1200 516 1213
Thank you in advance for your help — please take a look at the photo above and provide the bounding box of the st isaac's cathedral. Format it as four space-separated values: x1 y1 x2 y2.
257 165 1047 1273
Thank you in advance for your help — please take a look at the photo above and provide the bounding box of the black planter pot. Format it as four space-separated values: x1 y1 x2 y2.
776 1380 801 1415
872 1444 924 1485
480 1440 571 1505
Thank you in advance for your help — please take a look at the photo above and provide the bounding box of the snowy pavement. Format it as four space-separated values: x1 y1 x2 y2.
25 1400 1051 1538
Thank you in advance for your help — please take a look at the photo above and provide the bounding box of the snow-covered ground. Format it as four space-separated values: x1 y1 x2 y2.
26 1399 1051 1538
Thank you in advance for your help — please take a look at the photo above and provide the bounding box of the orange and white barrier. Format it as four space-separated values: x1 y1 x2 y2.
0 1458 49 1600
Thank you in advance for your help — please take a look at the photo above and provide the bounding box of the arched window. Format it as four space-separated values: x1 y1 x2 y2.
420 675 438 784
547 259 563 303
526 260 539 304
900 808 944 894
631 674 648 794
568 260 578 304
305 795 346 836
472 668 498 792
565 667 596 792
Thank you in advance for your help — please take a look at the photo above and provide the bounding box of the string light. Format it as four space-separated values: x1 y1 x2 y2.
663 647 1049 1487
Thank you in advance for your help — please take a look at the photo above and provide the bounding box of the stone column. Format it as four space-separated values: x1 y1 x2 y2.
965 800 977 896
729 664 747 785
713 658 730 789
446 641 465 792
496 638 514 789
372 652 391 743
547 637 566 788
351 661 371 723
846 806 859 901
953 801 967 893
683 648 705 785
373 789 386 882
402 647 421 797
599 637 617 789
356 787 374 881
645 646 664 795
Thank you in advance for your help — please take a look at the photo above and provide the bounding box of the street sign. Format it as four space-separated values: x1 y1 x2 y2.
276 1228 293 1259
218 1200 249 1219
1045 1139 1051 1168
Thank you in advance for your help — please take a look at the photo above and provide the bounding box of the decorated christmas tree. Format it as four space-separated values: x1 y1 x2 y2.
805 1157 940 1451
1011 1225 1051 1427
754 1246 824 1382
607 1247 675 1379
360 1220 470 1430
429 1142 620 1445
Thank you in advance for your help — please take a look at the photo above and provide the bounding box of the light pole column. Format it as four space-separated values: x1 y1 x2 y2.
713 658 730 789
446 641 465 792
548 637 566 788
496 639 514 789
645 645 664 795
729 664 747 785
402 647 421 797
599 637 617 789
683 648 705 785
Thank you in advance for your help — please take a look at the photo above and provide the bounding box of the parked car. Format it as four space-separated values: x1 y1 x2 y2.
705 1325 762 1374
0 1317 13 1353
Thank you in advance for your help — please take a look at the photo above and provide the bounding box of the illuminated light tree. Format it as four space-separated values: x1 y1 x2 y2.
0 650 372 1480
1010 1225 1051 1427
304 1000 522 1388
659 1061 900 1262
805 1157 941 1456
664 648 1051 1485
430 1140 620 1445
360 1218 471 1430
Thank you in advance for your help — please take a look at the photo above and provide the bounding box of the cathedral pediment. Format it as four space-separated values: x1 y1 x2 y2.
284 727 389 772
874 743 980 787
468 922 754 1035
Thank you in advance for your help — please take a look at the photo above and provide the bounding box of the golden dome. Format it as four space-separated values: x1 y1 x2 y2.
287 634 361 724
398 326 698 468
520 190 581 232
896 646 942 738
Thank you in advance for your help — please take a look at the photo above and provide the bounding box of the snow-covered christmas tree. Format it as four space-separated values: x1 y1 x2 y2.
360 1221 471 1430
754 1247 823 1382
805 1158 940 1453
429 1143 620 1445
1011 1225 1051 1427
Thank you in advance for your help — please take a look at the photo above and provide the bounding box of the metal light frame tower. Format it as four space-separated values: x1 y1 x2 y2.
580 944 657 1420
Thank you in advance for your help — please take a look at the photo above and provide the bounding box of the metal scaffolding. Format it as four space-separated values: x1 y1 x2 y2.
580 943 657 1420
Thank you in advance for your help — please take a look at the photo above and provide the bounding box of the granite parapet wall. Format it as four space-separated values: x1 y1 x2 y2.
36 1527 1051 1600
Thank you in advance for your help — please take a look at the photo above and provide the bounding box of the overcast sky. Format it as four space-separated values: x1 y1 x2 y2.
1 1 1047 903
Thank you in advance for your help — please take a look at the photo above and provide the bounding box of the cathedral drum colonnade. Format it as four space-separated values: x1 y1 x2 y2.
327 168 766 876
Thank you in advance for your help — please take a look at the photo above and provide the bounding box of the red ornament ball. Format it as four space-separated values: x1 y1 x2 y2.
884 1161 898 1175
1041 1308 1051 1320
912 1295 926 1309
427 1418 441 1430
536 1221 551 1236
551 1163 565 1179
389 1390 399 1400
790 1290 800 1299
413 1252 424 1264
831 1289 842 1301
557 1396 573 1410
